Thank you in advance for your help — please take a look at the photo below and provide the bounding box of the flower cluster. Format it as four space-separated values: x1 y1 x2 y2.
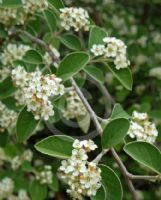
58 139 101 200
22 0 48 14
0 101 17 134
128 111 158 143
0 0 48 26
0 44 30 66
12 66 64 120
11 150 33 170
0 177 30 200
63 90 87 120
91 37 130 70
60 7 90 31
149 67 161 80
0 177 14 199
36 165 53 185
43 46 60 68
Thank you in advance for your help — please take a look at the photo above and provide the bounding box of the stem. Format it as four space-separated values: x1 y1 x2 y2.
128 174 161 181
111 149 140 200
92 149 109 164
70 77 103 135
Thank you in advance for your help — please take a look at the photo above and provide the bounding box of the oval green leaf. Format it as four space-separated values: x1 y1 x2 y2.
99 165 123 200
105 64 133 91
23 49 43 64
91 186 106 200
29 180 47 200
35 135 74 159
124 141 161 174
0 77 16 100
16 106 39 142
43 10 57 32
84 65 105 83
0 0 22 8
89 26 107 49
48 0 64 10
102 118 130 149
57 52 90 81
111 104 130 120
59 34 81 50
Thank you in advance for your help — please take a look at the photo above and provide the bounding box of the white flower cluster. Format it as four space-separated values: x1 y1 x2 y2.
60 7 90 31
43 46 60 68
1 44 30 66
0 0 48 25
0 67 10 82
0 177 14 199
128 111 158 143
11 150 33 170
36 165 53 185
0 101 17 134
58 139 101 200
91 37 130 70
22 0 48 14
12 66 64 120
17 189 30 200
63 90 87 120
149 67 161 80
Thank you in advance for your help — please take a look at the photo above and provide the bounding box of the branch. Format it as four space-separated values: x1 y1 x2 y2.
110 149 140 200
128 174 161 181
70 77 103 135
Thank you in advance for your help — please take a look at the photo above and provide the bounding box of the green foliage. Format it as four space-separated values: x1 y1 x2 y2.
23 49 43 64
59 34 81 50
35 135 74 159
124 141 161 174
16 106 39 142
102 118 130 148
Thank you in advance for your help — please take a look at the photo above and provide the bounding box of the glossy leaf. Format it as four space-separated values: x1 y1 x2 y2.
48 0 64 10
111 104 130 120
105 64 133 91
124 141 161 174
23 49 43 64
0 77 16 100
16 106 39 142
91 186 106 200
29 180 47 200
59 34 81 50
100 165 123 200
84 65 105 83
43 10 57 31
102 118 130 148
57 52 90 80
35 135 74 159
89 26 107 49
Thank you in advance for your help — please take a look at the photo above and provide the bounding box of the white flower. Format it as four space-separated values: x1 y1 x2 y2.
128 111 158 143
60 7 90 32
22 0 48 14
0 44 30 66
0 101 17 134
149 67 161 80
18 189 30 200
0 177 14 199
90 44 105 56
43 45 60 68
63 90 87 120
12 66 64 121
36 165 53 185
58 139 101 199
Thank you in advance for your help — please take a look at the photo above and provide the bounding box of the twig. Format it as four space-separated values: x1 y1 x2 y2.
92 149 109 164
70 77 103 135
128 174 161 181
111 148 140 200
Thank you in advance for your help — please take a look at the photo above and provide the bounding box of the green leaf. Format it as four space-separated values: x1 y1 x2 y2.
105 64 133 91
102 118 130 149
35 135 74 159
0 0 22 8
43 10 57 32
0 77 16 100
16 106 39 142
89 26 107 49
23 49 43 65
111 104 130 120
77 112 91 134
48 0 64 10
59 34 81 50
57 52 90 81
91 186 106 200
29 180 47 200
49 174 59 192
84 65 105 83
99 165 123 200
124 141 161 174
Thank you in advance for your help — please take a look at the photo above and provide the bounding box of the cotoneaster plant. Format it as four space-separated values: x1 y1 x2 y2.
0 0 161 200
